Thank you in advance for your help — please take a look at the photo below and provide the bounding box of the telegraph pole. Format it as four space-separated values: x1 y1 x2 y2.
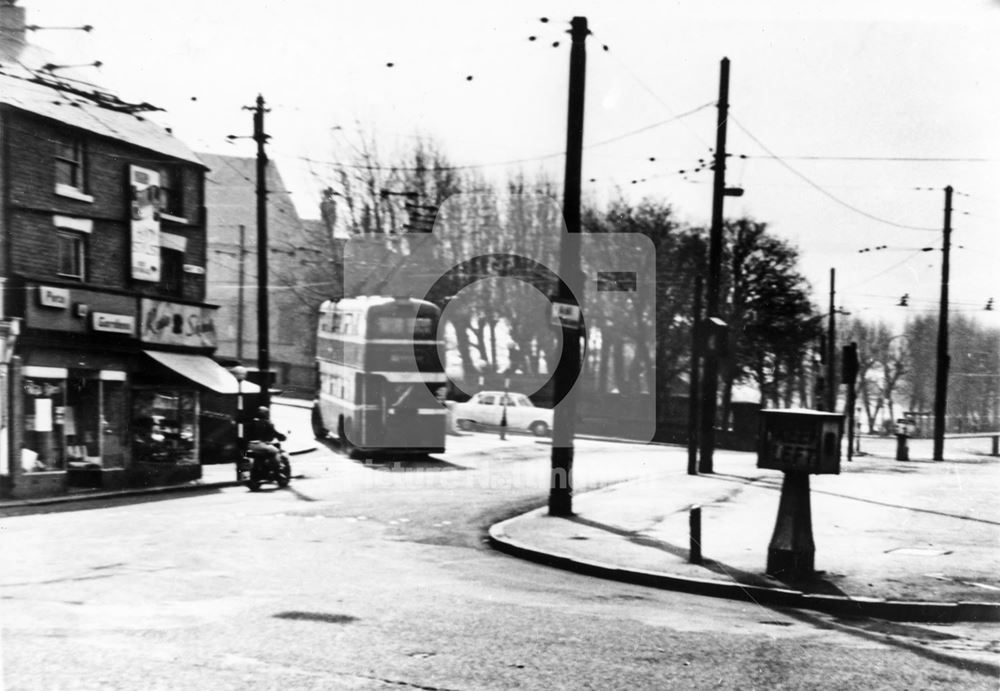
549 16 588 517
826 268 837 412
248 94 271 408
933 185 953 461
236 224 246 362
699 57 733 474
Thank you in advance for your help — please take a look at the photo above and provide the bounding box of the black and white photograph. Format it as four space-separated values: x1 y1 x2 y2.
0 1 997 688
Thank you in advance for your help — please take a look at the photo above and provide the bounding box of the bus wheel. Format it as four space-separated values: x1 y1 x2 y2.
530 421 550 437
338 417 359 458
311 405 328 440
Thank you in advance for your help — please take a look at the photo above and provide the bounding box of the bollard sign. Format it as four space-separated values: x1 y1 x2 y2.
757 408 843 474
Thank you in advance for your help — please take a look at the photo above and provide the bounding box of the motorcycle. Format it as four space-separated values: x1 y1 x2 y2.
238 440 291 491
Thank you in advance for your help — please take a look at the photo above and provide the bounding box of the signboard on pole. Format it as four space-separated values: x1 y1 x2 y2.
551 302 581 329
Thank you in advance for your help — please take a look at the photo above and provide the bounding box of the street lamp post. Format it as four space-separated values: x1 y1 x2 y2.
500 377 510 441
232 365 248 481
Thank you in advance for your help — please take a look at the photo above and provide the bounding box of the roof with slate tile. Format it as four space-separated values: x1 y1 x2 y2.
0 65 204 166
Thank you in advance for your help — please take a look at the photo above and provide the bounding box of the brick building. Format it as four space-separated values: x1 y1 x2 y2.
202 153 340 394
0 1 248 498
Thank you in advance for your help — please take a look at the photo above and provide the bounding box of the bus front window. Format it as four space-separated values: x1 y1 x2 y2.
371 316 436 340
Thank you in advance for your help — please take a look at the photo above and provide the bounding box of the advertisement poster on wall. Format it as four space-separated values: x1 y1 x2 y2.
130 165 161 282
140 299 217 348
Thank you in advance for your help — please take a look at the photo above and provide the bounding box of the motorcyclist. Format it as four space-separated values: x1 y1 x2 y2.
246 406 287 469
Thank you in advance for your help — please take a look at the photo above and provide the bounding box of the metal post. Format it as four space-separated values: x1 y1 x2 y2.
687 275 703 475
689 506 703 564
232 365 248 481
855 409 863 456
549 16 588 517
237 379 244 450
766 470 815 581
699 57 731 475
500 378 509 440
933 186 953 461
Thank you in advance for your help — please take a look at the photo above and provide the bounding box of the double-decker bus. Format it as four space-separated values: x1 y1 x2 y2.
312 296 448 457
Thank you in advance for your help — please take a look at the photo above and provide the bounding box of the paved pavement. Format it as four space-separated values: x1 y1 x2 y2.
490 434 1000 622
0 397 315 510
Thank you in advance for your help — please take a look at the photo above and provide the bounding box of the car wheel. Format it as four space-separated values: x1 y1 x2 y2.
457 419 475 432
530 421 550 437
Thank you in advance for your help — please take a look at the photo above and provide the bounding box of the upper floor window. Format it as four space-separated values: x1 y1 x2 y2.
158 166 184 218
57 231 86 281
55 135 87 192
160 248 184 296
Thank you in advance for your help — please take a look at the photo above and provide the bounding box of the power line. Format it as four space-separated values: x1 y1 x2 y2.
743 154 1000 163
850 249 928 288
730 115 940 232
272 101 713 174
584 101 715 150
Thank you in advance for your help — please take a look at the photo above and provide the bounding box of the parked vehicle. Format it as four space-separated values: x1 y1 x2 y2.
451 391 553 436
238 440 291 491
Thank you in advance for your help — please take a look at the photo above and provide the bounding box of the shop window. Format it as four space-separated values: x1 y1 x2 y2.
21 376 66 473
132 389 198 465
57 231 87 280
55 135 87 192
61 373 127 472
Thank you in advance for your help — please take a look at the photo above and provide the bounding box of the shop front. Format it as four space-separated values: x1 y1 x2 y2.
2 282 234 499
19 365 129 491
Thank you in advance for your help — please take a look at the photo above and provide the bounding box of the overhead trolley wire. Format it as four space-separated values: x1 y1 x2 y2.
730 114 940 232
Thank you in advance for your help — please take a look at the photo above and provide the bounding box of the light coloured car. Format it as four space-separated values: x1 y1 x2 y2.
451 391 553 436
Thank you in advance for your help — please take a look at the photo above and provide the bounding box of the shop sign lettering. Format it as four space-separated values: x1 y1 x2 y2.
140 298 217 348
39 286 70 309
23 379 61 397
92 312 136 335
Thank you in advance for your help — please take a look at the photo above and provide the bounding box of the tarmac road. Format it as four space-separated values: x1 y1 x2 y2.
0 421 996 689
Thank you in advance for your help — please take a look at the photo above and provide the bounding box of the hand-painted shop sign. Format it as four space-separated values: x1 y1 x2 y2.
92 312 136 335
38 286 70 309
140 298 217 348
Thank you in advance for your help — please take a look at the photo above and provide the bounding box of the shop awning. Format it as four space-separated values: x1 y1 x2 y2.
143 350 261 394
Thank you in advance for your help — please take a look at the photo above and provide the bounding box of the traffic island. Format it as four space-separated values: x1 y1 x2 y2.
488 445 1000 623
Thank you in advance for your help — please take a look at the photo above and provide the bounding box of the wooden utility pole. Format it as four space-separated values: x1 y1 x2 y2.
826 268 836 412
549 16 588 517
933 185 953 461
248 94 271 408
699 57 732 474
236 224 246 362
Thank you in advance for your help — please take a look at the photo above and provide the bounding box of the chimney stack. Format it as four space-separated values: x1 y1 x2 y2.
0 0 26 62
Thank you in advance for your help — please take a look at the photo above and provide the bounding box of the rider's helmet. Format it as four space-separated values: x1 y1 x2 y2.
257 406 270 419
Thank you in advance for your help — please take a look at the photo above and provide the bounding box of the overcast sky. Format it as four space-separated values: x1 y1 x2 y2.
25 0 1000 330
